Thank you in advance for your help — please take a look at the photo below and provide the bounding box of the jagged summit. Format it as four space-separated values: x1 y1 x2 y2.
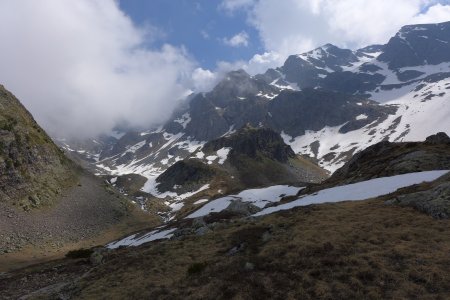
379 21 450 68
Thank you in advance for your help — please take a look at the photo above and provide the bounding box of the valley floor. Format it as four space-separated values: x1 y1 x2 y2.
1 193 449 299
0 171 161 272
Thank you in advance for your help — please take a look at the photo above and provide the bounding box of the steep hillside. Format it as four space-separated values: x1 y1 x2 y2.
0 85 161 270
0 85 75 210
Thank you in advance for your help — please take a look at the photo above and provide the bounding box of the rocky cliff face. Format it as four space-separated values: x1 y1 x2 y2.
0 85 74 209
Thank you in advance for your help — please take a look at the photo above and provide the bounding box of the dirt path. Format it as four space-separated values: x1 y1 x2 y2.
0 171 161 271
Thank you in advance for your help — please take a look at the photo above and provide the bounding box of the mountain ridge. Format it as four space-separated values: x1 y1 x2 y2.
58 20 450 217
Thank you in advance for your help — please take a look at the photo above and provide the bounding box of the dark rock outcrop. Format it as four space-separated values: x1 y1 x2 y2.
326 133 450 185
203 126 295 163
155 127 327 194
156 160 216 193
425 132 450 145
378 21 450 69
386 182 450 219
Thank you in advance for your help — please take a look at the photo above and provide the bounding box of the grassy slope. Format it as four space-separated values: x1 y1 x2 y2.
2 185 449 299
0 85 75 209
0 85 163 271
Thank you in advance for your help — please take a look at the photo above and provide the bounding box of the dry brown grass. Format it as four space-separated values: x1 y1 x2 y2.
3 196 449 299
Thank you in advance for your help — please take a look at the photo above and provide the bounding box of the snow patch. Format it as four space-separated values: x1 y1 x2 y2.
106 228 176 249
217 147 231 164
186 185 303 218
255 170 449 216
206 155 218 164
194 199 209 205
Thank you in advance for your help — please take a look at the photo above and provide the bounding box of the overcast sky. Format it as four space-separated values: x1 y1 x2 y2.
0 0 449 138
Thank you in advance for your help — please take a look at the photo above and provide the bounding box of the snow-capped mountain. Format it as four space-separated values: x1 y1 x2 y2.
59 21 450 211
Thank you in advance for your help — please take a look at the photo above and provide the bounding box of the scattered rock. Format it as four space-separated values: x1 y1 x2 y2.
261 231 272 243
172 228 194 239
90 249 105 266
192 217 206 229
224 200 261 216
244 262 255 271
195 226 211 236
227 243 245 256
386 182 450 219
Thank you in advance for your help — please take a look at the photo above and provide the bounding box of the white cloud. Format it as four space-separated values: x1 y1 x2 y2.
3 0 447 141
413 3 450 23
320 0 450 47
191 68 219 91
0 0 197 139
249 0 450 54
216 0 450 74
219 0 256 13
200 30 210 39
245 51 285 74
223 31 250 47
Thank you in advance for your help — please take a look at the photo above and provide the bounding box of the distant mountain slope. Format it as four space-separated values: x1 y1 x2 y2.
139 126 327 218
60 21 450 214
0 85 75 210
156 126 326 190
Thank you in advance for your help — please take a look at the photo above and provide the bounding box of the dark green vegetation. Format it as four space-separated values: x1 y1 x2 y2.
0 85 75 210
65 248 94 259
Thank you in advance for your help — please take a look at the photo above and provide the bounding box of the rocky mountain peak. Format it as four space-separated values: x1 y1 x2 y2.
208 68 274 108
378 21 450 69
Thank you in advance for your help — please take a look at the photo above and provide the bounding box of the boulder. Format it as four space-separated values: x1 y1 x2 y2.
90 249 105 266
386 182 450 219
224 200 261 216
